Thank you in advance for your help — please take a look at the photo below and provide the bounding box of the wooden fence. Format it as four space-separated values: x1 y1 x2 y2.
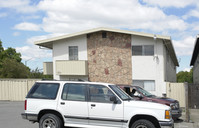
0 79 40 101
167 82 199 109
166 82 186 108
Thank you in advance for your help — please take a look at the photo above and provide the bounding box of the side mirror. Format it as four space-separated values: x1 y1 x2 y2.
110 96 118 104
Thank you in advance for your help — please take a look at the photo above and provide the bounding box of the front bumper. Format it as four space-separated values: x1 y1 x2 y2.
21 113 38 122
159 119 174 128
171 108 182 119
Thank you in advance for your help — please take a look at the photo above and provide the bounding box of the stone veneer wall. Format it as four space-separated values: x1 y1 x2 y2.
87 31 132 85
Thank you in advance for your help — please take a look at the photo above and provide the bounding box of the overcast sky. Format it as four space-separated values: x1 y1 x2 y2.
0 0 198 72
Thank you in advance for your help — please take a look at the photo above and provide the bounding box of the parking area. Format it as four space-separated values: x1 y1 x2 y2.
0 101 198 128
0 101 37 128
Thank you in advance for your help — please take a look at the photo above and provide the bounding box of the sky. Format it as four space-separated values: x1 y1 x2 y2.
0 0 199 72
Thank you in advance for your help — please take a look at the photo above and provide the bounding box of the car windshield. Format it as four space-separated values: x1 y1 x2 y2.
137 87 154 97
109 85 132 100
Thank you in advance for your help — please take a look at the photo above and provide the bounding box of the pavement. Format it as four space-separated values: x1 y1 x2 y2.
0 101 38 128
174 109 199 128
0 101 198 128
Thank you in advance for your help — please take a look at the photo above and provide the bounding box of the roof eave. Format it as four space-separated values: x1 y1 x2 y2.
163 39 179 67
34 27 171 46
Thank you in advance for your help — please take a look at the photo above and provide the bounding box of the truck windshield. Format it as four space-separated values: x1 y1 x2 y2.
109 85 132 100
137 87 154 97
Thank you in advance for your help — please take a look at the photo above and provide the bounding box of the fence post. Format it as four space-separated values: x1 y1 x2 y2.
184 82 190 122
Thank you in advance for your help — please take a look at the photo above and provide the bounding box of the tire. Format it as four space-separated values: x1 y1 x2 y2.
131 119 156 128
39 113 63 128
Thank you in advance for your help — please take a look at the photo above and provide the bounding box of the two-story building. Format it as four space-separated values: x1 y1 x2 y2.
35 27 179 96
190 35 199 84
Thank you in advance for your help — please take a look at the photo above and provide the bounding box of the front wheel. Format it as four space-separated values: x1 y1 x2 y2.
131 119 155 128
39 113 63 128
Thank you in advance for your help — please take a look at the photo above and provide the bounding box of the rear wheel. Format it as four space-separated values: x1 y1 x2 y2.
131 119 155 128
39 113 63 128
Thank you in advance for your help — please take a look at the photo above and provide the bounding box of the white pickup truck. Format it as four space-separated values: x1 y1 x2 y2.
21 81 174 128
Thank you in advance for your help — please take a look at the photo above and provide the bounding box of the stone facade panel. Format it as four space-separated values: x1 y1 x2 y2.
87 32 132 85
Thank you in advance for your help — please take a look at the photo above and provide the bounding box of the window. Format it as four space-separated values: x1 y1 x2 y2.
132 46 142 55
69 46 78 60
62 83 86 101
109 85 131 100
27 83 59 99
102 32 107 38
144 45 154 55
89 85 115 103
132 45 154 56
133 80 155 91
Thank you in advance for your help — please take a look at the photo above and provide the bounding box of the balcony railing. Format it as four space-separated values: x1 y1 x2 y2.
43 61 88 76
56 60 88 76
43 62 53 75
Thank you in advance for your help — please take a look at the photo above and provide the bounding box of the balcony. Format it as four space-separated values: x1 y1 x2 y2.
43 62 53 75
43 60 88 76
56 60 88 76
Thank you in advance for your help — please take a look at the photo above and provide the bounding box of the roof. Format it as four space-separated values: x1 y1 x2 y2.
35 27 179 66
190 36 199 66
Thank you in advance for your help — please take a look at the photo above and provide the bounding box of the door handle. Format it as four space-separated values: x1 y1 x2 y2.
91 104 96 107
60 102 65 105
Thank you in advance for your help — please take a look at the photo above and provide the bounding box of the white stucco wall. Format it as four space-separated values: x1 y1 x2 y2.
193 54 199 84
52 35 88 80
163 45 177 82
131 35 166 96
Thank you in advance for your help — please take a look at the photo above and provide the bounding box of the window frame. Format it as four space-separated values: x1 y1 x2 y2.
143 45 154 56
61 83 88 102
109 85 131 101
88 84 120 104
69 46 78 60
26 82 60 100
132 45 154 56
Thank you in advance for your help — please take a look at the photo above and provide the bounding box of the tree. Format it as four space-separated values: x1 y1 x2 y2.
0 40 4 62
0 40 3 52
2 47 22 62
177 68 193 83
29 68 53 79
0 40 52 79
0 58 30 78
0 40 29 78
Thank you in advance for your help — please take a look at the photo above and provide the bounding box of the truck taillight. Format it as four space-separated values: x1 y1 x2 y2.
25 100 27 110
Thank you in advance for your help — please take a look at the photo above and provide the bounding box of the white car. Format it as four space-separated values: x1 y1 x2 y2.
21 80 174 128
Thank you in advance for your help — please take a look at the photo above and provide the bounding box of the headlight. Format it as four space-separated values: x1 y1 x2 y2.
170 103 179 109
165 110 171 119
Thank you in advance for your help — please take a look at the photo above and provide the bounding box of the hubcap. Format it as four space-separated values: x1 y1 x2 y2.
42 118 56 128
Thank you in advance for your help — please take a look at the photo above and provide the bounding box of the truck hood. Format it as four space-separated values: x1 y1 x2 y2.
155 96 176 102
148 95 177 105
124 100 170 110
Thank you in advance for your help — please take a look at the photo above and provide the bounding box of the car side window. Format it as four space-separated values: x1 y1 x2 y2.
62 83 86 101
89 84 115 103
27 83 59 99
